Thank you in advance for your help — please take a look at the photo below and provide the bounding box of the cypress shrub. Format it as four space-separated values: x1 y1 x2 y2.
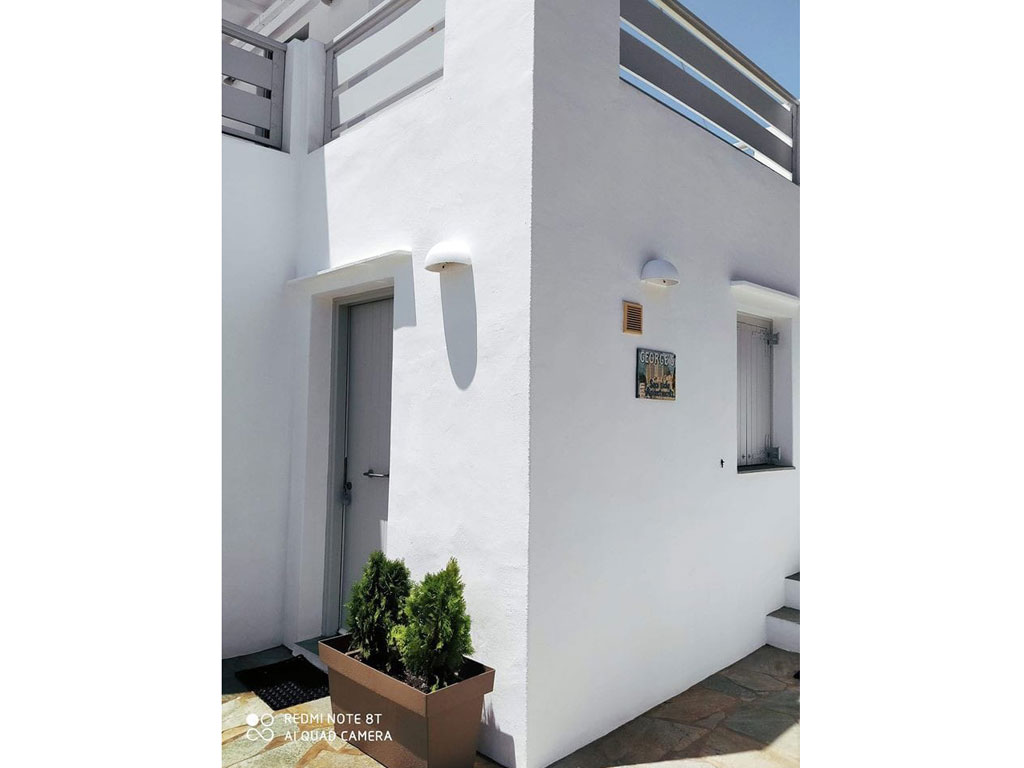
394 558 474 691
347 550 412 674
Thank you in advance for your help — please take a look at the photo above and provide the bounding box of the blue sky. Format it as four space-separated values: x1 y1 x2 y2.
680 0 799 97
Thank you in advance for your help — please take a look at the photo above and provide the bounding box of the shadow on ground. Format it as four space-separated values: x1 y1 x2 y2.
547 646 800 768
222 645 294 696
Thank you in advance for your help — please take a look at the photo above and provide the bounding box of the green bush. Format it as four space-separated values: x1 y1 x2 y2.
393 558 474 691
347 550 412 673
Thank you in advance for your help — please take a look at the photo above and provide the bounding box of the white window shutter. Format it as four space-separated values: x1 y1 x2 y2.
737 316 773 466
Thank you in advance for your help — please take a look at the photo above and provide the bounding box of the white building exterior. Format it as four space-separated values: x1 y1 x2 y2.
222 2 799 768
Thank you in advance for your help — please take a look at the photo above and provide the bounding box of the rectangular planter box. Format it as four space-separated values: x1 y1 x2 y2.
319 634 495 768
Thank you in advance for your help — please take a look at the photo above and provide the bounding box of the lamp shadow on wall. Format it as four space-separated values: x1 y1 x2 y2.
439 265 477 389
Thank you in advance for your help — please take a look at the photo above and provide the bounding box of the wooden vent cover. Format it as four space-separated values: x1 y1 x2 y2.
622 301 643 334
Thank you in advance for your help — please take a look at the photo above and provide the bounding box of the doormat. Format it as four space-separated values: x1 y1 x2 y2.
235 656 329 711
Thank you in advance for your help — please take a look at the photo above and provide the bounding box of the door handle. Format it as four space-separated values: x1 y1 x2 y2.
363 469 389 478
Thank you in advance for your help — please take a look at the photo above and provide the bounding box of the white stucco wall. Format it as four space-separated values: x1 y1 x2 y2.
222 135 299 657
279 3 536 767
224 4 797 766
525 2 799 767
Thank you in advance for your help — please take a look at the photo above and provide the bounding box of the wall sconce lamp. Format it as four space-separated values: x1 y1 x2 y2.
640 258 679 286
424 240 472 272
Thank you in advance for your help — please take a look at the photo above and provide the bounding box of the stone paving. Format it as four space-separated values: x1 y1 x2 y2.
549 646 800 768
222 645 797 768
221 689 499 768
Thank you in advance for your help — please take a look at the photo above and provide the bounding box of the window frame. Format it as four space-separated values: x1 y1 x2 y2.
737 312 776 469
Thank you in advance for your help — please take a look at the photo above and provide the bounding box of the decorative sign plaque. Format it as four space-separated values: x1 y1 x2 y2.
636 348 676 400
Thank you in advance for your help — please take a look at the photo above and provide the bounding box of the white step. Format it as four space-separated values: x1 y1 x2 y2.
766 606 800 652
784 571 800 609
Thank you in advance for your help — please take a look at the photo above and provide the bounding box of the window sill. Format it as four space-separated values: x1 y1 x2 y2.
737 464 796 474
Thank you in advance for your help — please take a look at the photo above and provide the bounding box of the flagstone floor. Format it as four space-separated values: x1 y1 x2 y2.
222 645 798 768
221 683 499 768
548 646 800 768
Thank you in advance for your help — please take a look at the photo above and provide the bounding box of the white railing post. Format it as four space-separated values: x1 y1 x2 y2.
282 39 327 154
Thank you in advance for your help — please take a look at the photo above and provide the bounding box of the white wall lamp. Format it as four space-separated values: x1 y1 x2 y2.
424 240 472 272
640 258 679 286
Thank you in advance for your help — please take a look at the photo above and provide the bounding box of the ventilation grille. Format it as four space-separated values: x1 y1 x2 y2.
622 301 643 334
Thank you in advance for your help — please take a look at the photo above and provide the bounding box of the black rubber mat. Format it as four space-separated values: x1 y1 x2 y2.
235 656 329 710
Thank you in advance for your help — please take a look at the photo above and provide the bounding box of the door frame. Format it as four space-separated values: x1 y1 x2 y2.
321 288 395 636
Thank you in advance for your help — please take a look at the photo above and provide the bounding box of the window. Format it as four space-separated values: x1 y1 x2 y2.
737 313 776 467
731 281 797 472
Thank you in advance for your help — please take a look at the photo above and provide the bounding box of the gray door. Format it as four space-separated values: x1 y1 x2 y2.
324 297 394 634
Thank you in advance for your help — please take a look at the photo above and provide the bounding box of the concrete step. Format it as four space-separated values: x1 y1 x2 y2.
766 606 800 652
784 571 800 610
286 638 328 672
